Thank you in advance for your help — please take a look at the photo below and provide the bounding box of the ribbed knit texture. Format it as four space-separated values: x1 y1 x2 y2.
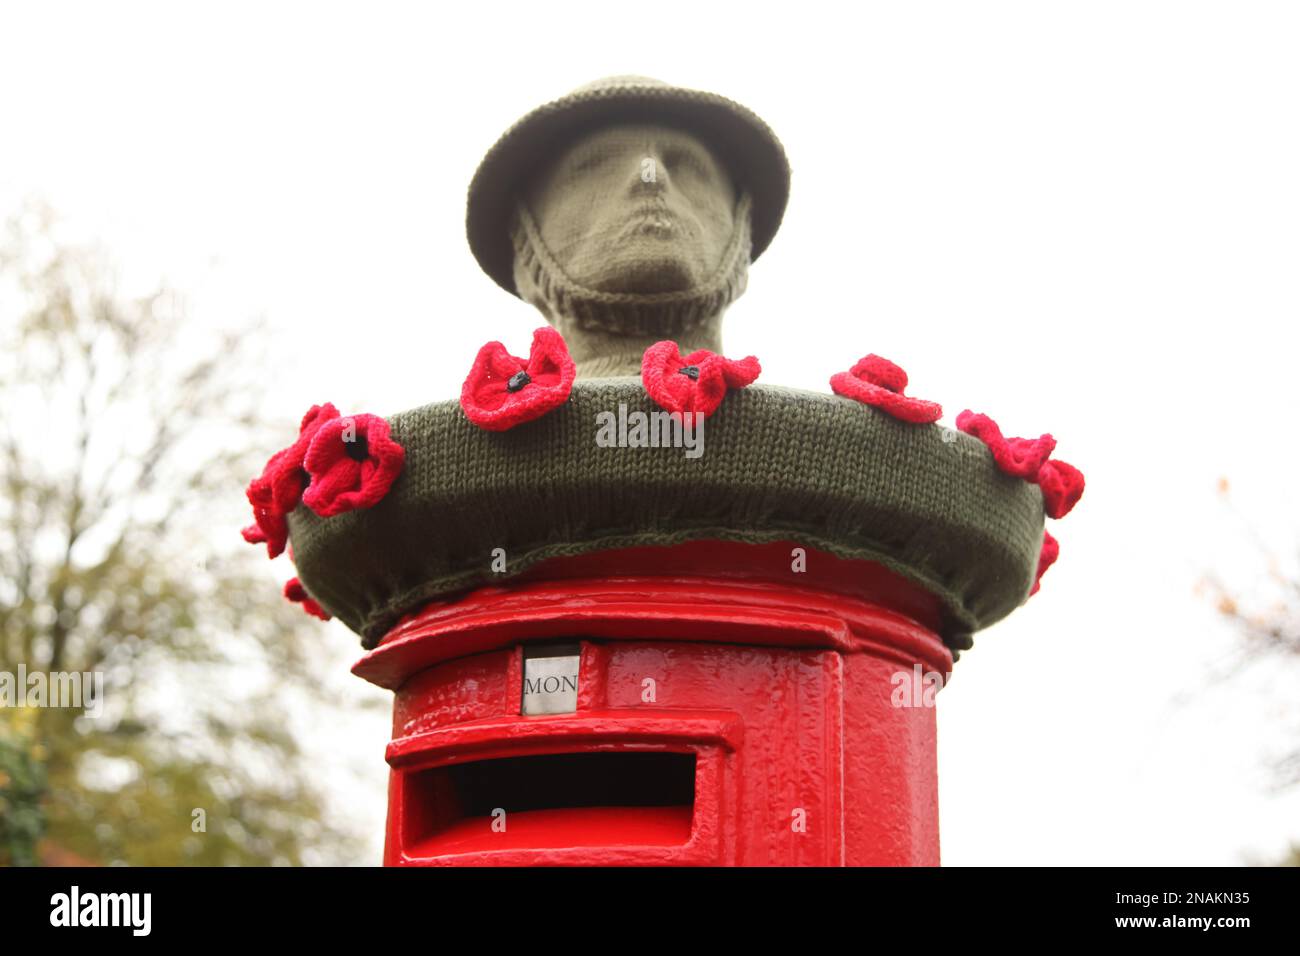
286 381 1045 650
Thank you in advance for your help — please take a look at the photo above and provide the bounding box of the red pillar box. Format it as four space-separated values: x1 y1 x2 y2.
358 542 952 866
276 379 1053 866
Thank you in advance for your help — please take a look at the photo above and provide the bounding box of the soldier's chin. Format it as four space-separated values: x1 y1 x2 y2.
583 246 704 294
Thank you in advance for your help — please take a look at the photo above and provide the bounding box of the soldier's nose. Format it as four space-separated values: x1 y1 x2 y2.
629 150 668 197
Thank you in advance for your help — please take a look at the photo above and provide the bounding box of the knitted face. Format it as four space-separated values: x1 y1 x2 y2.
521 123 740 295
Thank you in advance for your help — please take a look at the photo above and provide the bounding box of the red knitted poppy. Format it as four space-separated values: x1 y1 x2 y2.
1029 530 1060 597
242 507 288 558
302 413 406 518
956 410 1057 480
641 342 761 419
830 355 942 424
460 327 577 431
244 464 294 558
284 577 330 621
264 404 340 510
1037 458 1085 519
243 403 340 557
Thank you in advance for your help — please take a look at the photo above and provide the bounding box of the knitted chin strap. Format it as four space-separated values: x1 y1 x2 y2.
510 192 753 378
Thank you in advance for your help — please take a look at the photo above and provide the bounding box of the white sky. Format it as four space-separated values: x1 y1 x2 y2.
4 0 1298 865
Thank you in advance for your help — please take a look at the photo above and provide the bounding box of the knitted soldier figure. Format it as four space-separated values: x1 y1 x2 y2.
275 77 1055 653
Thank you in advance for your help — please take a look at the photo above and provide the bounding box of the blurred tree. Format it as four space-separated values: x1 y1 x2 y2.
0 708 46 865
0 203 368 865
1202 479 1300 792
1201 477 1299 866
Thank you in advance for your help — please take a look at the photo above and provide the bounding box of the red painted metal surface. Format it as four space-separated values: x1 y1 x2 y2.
356 540 952 866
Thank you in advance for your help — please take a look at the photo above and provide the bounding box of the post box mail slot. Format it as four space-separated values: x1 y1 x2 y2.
402 751 696 855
